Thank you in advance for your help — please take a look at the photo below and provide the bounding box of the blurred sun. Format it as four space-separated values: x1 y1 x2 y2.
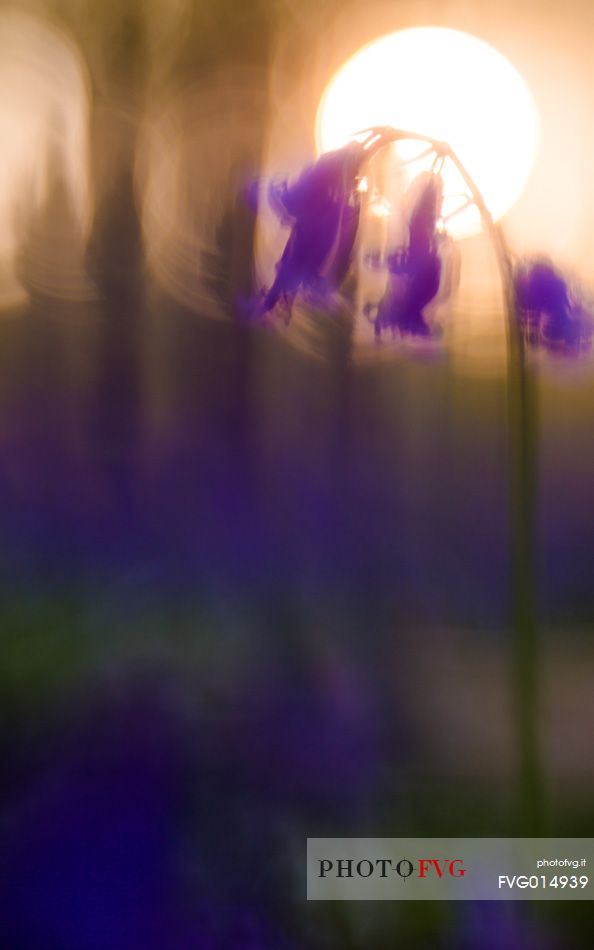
316 27 539 237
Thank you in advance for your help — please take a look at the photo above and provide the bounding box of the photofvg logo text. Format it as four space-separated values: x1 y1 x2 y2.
318 857 466 882
307 838 594 901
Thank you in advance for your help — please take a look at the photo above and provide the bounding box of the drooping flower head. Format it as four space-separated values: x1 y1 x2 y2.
257 134 384 318
367 170 447 339
406 171 444 253
514 257 593 354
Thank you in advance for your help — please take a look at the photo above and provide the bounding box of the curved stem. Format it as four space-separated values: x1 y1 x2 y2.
359 128 544 833
434 151 544 835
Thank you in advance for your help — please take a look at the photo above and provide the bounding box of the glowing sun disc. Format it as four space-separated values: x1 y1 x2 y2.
316 27 539 237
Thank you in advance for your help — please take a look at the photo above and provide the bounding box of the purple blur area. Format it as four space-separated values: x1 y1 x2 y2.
0 4 592 949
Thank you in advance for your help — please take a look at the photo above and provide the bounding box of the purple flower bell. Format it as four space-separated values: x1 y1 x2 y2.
366 172 446 339
514 258 593 354
258 139 372 318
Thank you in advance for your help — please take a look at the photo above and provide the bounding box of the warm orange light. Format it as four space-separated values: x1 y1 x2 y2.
316 27 539 238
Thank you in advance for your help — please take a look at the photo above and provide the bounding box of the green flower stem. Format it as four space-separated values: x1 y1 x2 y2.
422 142 544 834
507 323 542 834
359 128 544 831
447 159 544 834
491 223 543 836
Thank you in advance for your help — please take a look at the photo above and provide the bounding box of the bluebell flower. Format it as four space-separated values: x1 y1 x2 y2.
514 257 593 354
258 140 370 318
365 172 446 339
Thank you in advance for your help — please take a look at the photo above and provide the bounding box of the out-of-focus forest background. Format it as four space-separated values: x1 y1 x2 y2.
0 1 592 947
